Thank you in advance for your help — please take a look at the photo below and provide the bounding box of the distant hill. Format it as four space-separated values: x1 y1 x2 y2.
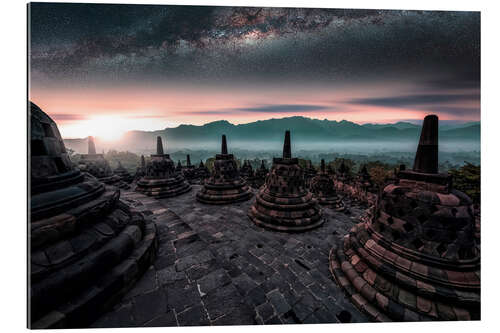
64 116 480 154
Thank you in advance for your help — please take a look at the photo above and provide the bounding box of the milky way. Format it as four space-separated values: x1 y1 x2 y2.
28 3 480 132
30 4 479 85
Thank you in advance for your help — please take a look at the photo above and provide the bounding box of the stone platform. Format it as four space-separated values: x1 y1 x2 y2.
92 185 370 327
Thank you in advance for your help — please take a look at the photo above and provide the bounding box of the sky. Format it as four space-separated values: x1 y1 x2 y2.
29 3 480 140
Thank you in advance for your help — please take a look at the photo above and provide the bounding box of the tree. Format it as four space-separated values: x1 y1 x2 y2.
205 157 216 172
448 162 480 204
330 158 356 176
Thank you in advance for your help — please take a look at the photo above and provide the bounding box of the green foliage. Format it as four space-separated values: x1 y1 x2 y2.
355 160 393 187
448 162 480 203
104 150 141 172
205 157 215 172
297 158 308 169
329 158 356 176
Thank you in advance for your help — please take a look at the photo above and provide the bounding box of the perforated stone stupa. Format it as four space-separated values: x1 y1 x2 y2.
248 130 324 231
78 136 128 188
196 135 252 204
304 160 317 187
240 160 260 188
114 161 133 184
182 154 197 183
329 115 480 321
134 155 146 181
196 160 211 182
135 136 191 198
29 102 158 328
253 160 269 189
310 159 345 211
357 165 375 192
240 160 254 179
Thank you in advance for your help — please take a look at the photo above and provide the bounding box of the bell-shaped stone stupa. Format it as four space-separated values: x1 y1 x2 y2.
182 154 197 183
135 136 191 198
134 155 146 181
196 135 252 204
114 161 133 183
78 136 129 188
29 102 157 328
310 159 345 211
253 160 269 189
196 160 211 182
329 115 480 321
248 130 324 231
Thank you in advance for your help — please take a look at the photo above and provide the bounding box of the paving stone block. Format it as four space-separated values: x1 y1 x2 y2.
197 268 231 295
203 284 242 320
176 304 210 326
132 289 167 325
267 289 292 315
232 273 259 296
165 280 201 313
256 302 275 322
144 311 177 327
157 265 186 286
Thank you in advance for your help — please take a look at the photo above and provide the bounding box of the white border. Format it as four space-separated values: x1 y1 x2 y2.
1 0 499 332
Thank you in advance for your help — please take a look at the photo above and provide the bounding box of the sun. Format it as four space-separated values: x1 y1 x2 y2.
83 115 129 141
57 113 171 141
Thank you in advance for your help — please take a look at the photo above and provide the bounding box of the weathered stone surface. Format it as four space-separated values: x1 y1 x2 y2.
249 131 324 231
196 135 252 205
311 159 345 211
78 136 130 189
29 102 158 329
93 184 368 327
136 136 191 198
329 115 480 322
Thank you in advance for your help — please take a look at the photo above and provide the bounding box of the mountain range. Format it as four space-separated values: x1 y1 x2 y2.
64 116 480 154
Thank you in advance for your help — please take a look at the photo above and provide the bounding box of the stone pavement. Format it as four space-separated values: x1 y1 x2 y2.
92 185 370 327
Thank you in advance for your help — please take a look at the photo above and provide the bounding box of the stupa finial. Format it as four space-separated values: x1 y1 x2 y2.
361 165 368 175
283 130 291 158
221 134 228 154
88 136 96 155
413 115 438 174
156 136 164 155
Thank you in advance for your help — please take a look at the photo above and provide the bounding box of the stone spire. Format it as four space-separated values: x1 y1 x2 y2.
282 130 291 158
249 129 323 231
413 114 438 174
80 135 127 188
88 136 96 155
156 136 164 155
329 113 479 322
186 154 191 167
136 136 191 198
310 159 345 211
197 134 252 204
221 134 228 155
339 161 347 174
